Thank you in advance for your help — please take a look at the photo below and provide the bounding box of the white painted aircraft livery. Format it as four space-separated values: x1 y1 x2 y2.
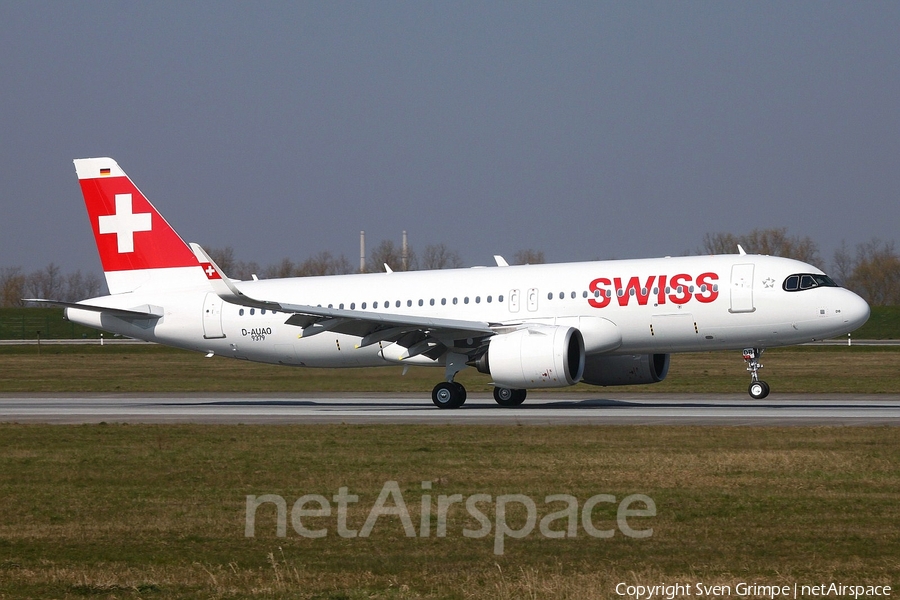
31 158 871 408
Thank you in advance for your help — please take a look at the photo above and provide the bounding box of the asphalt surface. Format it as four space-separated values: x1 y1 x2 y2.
1 393 898 425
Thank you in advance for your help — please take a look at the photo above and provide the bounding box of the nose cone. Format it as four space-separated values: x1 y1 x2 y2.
842 289 871 333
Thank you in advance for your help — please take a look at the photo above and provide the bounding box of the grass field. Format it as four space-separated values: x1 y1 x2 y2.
1 329 898 598
0 343 898 394
0 308 101 341
1 425 898 599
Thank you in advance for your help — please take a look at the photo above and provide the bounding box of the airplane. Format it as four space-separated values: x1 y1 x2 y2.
29 157 871 408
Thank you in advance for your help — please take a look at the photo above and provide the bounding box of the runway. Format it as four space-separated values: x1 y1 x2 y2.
1 393 899 425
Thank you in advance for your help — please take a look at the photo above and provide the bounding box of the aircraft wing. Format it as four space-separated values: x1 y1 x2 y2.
190 244 496 357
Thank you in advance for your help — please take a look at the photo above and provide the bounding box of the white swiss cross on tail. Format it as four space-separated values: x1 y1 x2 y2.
98 193 152 253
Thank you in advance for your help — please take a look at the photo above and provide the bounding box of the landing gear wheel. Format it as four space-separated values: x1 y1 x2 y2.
742 348 770 399
432 381 466 409
451 382 467 406
748 381 770 400
493 387 527 407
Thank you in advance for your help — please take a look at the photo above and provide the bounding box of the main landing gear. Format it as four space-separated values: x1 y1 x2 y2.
431 381 467 409
430 383 529 409
743 348 770 399
430 352 528 409
493 387 527 407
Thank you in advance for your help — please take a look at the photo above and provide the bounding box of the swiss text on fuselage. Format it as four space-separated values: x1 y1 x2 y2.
587 272 719 308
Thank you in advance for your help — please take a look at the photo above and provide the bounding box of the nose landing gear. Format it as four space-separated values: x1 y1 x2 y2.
743 348 770 399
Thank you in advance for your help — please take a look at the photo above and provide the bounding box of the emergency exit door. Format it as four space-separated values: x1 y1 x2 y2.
202 292 226 338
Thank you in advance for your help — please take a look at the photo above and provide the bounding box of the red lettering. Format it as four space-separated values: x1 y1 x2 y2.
656 274 667 305
695 272 719 303
615 276 656 307
588 278 612 308
588 272 719 309
668 273 693 305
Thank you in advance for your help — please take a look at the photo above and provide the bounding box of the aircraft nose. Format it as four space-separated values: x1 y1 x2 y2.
842 290 871 332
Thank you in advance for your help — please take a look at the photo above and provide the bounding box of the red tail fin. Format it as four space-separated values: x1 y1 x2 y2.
74 157 205 293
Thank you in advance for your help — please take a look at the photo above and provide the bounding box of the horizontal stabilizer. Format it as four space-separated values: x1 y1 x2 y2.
24 299 164 319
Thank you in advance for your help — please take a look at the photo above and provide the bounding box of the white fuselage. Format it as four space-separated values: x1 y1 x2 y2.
66 253 870 369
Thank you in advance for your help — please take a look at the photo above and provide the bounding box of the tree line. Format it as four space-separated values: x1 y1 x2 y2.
1 265 103 306
204 242 546 280
3 230 898 306
701 229 900 306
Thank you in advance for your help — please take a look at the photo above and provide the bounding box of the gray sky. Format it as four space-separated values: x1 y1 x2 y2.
2 2 898 276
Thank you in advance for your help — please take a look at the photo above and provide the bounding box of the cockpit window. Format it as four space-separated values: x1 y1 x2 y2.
782 273 838 292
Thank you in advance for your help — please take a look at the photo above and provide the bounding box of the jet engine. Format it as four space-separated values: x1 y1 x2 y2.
581 353 670 387
474 326 585 389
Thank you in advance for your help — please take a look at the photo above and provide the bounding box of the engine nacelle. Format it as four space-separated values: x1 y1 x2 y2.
475 326 585 389
581 353 670 387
